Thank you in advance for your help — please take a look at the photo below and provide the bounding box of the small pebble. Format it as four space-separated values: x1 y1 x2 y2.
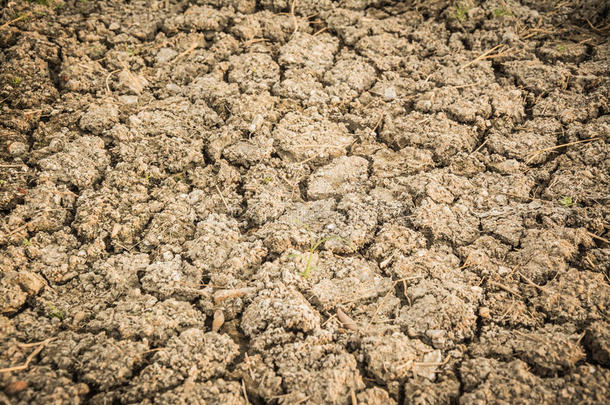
8 142 27 157
4 381 27 395
212 310 225 332
384 86 397 100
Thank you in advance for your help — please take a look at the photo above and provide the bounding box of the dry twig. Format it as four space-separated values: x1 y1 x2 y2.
587 231 609 244
173 39 200 63
526 137 599 164
0 338 55 373
105 69 121 94
290 0 298 39
241 380 250 404
460 44 515 70
0 12 31 30
215 184 230 212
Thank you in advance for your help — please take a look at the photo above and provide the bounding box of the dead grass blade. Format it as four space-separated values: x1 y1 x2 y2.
587 231 609 244
290 0 298 39
105 69 121 94
0 12 31 30
526 137 599 164
118 61 145 94
0 338 55 373
242 38 268 47
173 39 200 63
460 44 515 70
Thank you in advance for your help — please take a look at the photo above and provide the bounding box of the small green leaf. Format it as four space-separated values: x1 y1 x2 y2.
47 304 65 321
559 196 573 207
454 2 469 22
493 8 512 17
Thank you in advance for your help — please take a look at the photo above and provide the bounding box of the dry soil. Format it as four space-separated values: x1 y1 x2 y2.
0 0 609 404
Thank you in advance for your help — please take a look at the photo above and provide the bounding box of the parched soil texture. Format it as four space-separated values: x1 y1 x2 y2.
1 0 609 403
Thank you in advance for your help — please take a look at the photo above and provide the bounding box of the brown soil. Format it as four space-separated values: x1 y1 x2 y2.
1 0 609 404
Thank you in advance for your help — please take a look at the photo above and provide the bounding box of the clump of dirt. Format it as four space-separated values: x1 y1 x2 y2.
1 0 609 403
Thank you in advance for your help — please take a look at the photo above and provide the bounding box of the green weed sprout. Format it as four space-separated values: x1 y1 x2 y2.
493 7 512 18
47 304 65 320
454 2 469 22
290 220 354 278
559 196 573 208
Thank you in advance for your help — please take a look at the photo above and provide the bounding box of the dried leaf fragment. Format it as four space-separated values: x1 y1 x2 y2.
337 308 358 331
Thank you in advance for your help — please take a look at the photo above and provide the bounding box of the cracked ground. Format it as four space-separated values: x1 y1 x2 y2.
1 0 609 404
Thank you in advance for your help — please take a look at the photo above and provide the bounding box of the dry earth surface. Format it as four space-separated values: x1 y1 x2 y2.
1 0 609 403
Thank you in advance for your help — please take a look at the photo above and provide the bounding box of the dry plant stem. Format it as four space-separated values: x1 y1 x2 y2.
575 331 587 345
0 210 53 240
0 338 55 373
371 113 384 132
367 288 393 326
586 231 609 244
119 61 144 94
105 69 121 94
321 313 337 327
244 353 255 380
367 276 422 326
330 287 391 308
117 215 178 253
241 379 250 405
0 12 32 30
488 280 521 297
496 191 545 203
379 253 394 268
526 137 599 164
470 138 488 155
243 38 267 47
290 0 298 39
460 44 514 70
135 348 165 356
351 390 358 405
215 184 230 211
173 40 200 63
292 143 346 149
460 253 473 270
517 272 547 292
514 330 546 344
